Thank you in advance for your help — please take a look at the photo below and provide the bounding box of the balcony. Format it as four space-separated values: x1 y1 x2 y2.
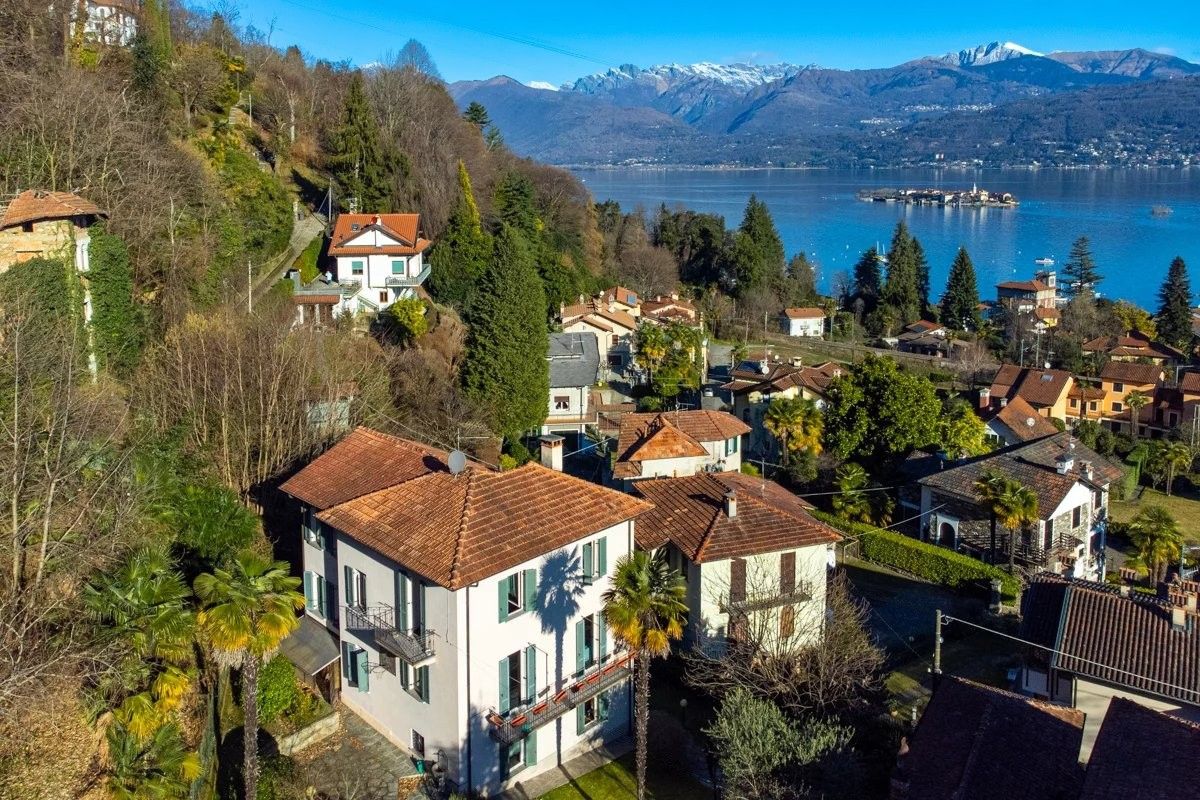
336 279 362 295
486 652 634 745
719 582 813 614
344 604 435 666
384 265 431 288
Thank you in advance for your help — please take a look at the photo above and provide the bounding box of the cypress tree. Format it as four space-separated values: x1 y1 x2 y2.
1063 236 1102 298
493 171 539 240
731 195 785 295
882 221 920 324
941 247 982 332
428 161 492 310
851 247 883 314
327 74 397 213
461 226 550 438
1156 256 1193 350
913 236 931 313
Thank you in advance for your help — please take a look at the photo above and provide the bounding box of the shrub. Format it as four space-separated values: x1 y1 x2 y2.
256 656 301 725
256 754 302 800
814 511 1018 604
292 235 324 284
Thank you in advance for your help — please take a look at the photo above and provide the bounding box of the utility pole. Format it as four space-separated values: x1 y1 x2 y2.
932 609 944 689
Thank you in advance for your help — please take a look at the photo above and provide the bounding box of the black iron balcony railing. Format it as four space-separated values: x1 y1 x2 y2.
344 604 435 665
718 581 814 614
486 652 634 745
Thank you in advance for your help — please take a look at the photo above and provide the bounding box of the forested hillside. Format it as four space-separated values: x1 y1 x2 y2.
0 4 610 797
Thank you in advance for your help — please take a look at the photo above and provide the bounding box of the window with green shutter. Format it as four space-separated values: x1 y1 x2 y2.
304 571 317 612
391 259 405 274
524 731 537 767
415 666 430 703
351 260 364 275
581 543 593 584
499 569 537 621
498 655 511 714
524 646 536 704
354 649 370 693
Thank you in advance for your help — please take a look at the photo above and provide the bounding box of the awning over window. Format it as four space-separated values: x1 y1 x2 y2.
279 615 340 677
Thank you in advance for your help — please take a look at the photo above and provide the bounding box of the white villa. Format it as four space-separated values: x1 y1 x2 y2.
279 428 649 796
322 212 432 316
781 307 826 338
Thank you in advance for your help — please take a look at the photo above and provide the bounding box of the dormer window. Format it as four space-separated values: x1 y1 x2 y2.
350 223 360 232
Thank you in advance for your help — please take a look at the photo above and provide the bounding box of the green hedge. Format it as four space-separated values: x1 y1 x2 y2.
813 510 1019 604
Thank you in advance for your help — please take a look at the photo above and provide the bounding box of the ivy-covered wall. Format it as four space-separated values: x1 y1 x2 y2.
88 224 144 375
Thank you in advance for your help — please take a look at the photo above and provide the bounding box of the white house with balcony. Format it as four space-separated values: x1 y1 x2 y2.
279 428 650 797
325 213 432 316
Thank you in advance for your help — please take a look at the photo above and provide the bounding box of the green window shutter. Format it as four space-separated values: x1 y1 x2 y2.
341 642 352 683
575 620 587 675
524 645 536 705
355 649 369 693
498 656 511 714
499 744 511 780
418 582 427 631
343 566 353 606
317 577 327 618
397 572 409 631
304 571 316 611
418 666 430 703
599 691 611 721
524 568 537 611
498 576 509 623
524 730 537 767
316 522 326 550
582 543 593 582
576 703 586 735
400 662 410 691
597 537 608 576
599 615 607 660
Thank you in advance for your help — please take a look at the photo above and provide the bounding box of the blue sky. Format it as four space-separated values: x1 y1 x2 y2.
240 0 1200 85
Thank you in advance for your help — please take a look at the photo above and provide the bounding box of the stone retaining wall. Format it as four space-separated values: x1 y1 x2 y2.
276 710 340 756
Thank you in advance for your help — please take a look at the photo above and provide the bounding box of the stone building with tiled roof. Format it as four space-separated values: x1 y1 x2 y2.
279 427 651 795
1018 575 1200 756
610 410 749 487
632 471 839 651
919 433 1121 580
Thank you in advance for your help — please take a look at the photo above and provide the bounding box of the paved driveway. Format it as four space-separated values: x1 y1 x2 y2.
295 709 423 799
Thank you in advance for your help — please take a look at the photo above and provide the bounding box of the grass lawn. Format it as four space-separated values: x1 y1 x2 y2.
1110 485 1200 541
538 753 708 800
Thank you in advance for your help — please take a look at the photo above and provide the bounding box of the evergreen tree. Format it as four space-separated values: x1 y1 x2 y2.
850 247 883 315
461 226 550 438
463 101 491 130
493 171 539 240
1063 236 1102 297
778 252 818 306
1156 256 1193 350
941 247 982 331
730 195 785 295
88 225 143 376
428 161 492 309
882 221 920 324
913 236 931 313
327 73 396 213
130 0 172 95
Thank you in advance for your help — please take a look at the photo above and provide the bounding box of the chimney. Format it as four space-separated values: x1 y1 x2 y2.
1056 443 1076 475
539 434 564 472
1083 462 1094 481
790 356 803 367
1171 605 1189 632
999 396 1008 408
373 214 381 225
724 490 737 518
979 386 991 410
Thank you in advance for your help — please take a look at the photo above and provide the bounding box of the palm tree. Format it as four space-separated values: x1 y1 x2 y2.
763 396 822 467
1162 441 1193 496
602 550 687 800
1129 505 1183 584
992 480 1040 573
634 324 668 384
974 470 1009 565
194 552 303 800
1126 391 1150 440
832 462 872 524
104 719 199 800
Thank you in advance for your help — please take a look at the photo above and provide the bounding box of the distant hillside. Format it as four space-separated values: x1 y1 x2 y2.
449 44 1200 166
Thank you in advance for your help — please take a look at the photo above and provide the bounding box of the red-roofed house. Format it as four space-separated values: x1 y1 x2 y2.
324 212 432 315
611 410 750 486
780 307 825 337
995 271 1058 313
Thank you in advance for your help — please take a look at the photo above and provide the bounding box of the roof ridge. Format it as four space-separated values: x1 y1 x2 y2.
691 473 729 562
447 468 481 589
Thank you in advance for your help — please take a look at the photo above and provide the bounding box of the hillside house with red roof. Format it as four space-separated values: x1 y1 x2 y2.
320 212 432 315
780 307 825 338
610 410 750 488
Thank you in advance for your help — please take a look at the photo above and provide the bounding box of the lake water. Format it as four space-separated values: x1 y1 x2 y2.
572 167 1200 309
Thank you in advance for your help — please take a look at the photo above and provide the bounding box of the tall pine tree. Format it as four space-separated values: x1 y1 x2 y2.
493 171 539 240
327 74 397 213
461 226 550 438
730 195 785 295
851 247 883 315
1156 256 1193 350
941 247 982 332
428 161 492 310
882 221 920 324
913 236 931 314
1063 236 1102 298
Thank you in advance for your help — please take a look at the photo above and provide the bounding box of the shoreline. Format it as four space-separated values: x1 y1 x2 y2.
567 164 1198 173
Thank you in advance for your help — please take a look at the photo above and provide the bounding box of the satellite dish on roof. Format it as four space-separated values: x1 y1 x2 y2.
448 450 468 475
1026 417 1036 428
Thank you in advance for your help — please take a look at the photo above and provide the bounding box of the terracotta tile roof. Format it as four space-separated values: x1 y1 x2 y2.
724 360 843 398
782 307 825 320
892 676 1084 800
292 293 340 305
280 427 451 510
316 462 651 589
921 433 1122 517
904 319 944 334
1099 360 1163 385
1082 331 1184 361
1 190 105 229
565 314 613 334
1068 385 1106 401
1033 307 1061 321
599 286 640 308
631 472 839 562
1020 576 1200 707
612 411 749 478
559 302 637 332
985 396 1060 442
327 213 431 257
1180 371 1200 395
997 279 1050 293
1079 698 1200 800
988 365 1073 408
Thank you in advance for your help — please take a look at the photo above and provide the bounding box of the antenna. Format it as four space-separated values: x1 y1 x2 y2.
448 450 468 475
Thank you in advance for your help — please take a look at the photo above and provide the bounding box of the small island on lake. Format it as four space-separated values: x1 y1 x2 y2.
857 186 1019 208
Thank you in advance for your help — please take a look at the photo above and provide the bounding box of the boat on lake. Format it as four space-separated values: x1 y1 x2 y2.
1151 205 1174 217
1034 257 1055 266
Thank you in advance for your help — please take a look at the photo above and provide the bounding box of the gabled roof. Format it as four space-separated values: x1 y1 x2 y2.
723 360 843 398
612 411 750 479
328 213 431 257
920 433 1122 516
1082 331 1184 361
782 307 825 320
559 301 637 332
892 677 1084 800
989 365 1073 408
1180 371 1200 395
279 427 451 510
631 472 839 563
548 332 600 388
1033 306 1061 322
599 286 640 308
1 190 105 229
1020 575 1200 707
983 396 1060 442
1080 698 1200 800
997 279 1051 293
1098 360 1163 385
904 319 944 334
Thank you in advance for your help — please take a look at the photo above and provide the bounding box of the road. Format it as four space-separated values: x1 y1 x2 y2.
250 212 327 301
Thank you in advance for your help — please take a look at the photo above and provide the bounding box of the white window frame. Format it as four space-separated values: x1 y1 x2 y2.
347 567 367 612
505 572 526 616
553 395 571 411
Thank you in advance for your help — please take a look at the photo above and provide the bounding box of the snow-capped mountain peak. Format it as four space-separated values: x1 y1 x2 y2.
934 41 1044 67
569 61 806 95
525 81 560 91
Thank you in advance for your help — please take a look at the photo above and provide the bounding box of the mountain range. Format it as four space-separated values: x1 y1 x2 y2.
448 43 1200 167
